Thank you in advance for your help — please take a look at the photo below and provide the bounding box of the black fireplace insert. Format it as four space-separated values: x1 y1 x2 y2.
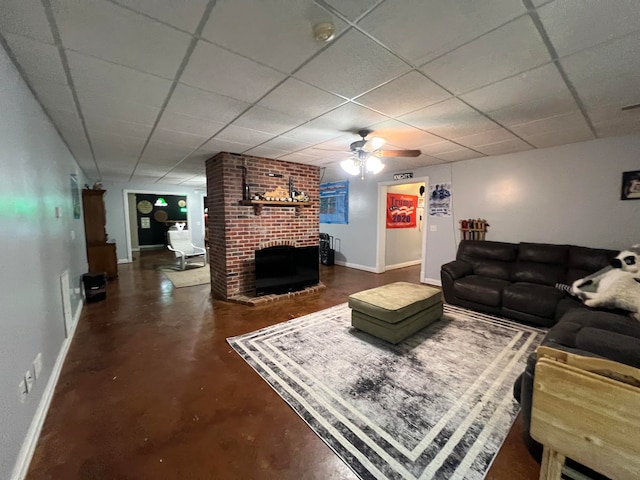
255 245 319 295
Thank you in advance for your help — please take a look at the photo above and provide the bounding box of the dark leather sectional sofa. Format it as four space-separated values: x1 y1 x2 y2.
441 240 640 460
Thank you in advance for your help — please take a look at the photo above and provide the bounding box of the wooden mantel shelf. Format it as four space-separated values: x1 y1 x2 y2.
239 200 310 215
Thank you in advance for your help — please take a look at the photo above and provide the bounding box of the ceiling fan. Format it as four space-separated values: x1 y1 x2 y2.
339 129 421 179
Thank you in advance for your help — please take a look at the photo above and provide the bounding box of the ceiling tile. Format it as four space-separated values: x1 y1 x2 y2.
90 131 146 157
243 146 290 158
67 51 172 108
419 140 467 155
259 136 315 152
29 80 76 114
257 78 346 120
150 128 208 148
58 127 93 161
157 111 225 138
78 90 161 126
181 40 286 103
420 16 551 94
398 98 498 138
139 140 195 164
278 152 319 163
452 127 518 148
52 0 192 78
522 128 595 149
358 0 526 65
214 125 275 145
432 148 483 162
538 0 640 58
354 71 451 117
84 114 152 140
588 104 640 138
112 0 209 33
367 119 443 149
0 0 54 44
322 0 380 21
47 107 84 131
233 106 306 136
201 0 347 73
561 31 640 110
167 84 250 124
4 33 67 85
460 63 579 126
510 112 591 137
200 138 254 155
306 103 389 133
294 29 411 99
475 138 532 156
287 122 344 144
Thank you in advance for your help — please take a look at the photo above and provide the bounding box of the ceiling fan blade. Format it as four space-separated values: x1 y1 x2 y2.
375 149 421 158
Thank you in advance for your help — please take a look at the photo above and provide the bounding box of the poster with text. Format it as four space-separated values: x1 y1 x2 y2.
320 180 349 224
428 182 452 217
386 193 417 228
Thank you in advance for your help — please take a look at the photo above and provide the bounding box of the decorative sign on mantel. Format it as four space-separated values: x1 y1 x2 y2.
393 172 413 181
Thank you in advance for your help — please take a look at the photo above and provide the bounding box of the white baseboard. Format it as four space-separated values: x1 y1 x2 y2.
117 258 131 264
334 260 378 273
423 277 442 287
385 259 422 271
11 300 84 480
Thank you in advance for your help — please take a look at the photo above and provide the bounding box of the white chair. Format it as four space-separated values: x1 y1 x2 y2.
167 230 207 270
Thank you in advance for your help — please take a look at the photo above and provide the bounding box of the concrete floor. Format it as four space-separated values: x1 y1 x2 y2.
27 250 540 479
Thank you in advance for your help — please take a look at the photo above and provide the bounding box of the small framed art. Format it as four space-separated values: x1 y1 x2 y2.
621 170 640 200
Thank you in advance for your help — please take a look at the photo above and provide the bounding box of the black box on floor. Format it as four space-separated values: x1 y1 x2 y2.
83 272 107 303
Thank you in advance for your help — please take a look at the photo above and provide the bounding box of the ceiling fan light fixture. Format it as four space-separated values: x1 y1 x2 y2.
341 158 360 176
369 136 386 150
365 156 384 174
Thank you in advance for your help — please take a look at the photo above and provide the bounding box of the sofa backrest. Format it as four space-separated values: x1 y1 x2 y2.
457 240 518 280
512 243 569 286
566 246 618 284
457 240 620 285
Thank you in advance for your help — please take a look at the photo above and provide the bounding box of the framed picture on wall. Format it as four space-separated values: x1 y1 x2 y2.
70 174 81 219
621 170 640 200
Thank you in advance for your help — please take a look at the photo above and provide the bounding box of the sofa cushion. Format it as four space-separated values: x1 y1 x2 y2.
566 245 617 284
503 282 565 319
544 308 640 368
458 240 518 263
518 243 569 264
453 275 510 307
512 262 566 286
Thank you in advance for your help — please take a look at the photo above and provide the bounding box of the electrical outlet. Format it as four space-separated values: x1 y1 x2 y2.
18 380 27 402
24 370 34 393
33 353 43 380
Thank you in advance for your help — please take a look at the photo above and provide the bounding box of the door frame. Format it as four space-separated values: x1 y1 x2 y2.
376 175 429 282
121 189 193 263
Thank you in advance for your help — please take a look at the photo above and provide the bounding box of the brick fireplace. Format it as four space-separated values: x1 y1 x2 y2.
205 152 320 300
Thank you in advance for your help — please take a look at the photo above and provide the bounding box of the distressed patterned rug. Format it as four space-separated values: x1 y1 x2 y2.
228 303 544 480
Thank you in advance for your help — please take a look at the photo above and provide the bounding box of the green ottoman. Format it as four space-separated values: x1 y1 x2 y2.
348 282 443 344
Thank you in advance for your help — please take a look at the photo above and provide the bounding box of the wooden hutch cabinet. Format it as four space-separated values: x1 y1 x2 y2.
82 189 118 278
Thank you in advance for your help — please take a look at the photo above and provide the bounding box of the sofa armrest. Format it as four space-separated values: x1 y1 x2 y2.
441 260 473 280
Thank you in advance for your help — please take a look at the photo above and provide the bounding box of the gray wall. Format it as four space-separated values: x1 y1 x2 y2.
101 183 206 261
0 45 88 479
386 182 424 267
323 134 640 283
127 193 139 251
319 175 379 271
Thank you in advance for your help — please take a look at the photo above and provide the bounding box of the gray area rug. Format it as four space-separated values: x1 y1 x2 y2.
228 303 544 480
160 265 209 288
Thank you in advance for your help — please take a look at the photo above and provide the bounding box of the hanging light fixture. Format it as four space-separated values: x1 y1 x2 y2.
341 149 386 179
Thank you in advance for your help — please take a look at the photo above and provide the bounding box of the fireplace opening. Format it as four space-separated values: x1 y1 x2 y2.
255 245 319 295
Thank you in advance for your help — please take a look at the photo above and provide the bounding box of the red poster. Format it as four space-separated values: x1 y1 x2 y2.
386 193 417 228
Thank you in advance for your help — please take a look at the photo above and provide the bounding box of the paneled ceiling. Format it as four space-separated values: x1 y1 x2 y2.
1 0 639 188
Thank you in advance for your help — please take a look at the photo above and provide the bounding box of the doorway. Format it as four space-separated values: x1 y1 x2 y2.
122 189 193 263
376 176 429 282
